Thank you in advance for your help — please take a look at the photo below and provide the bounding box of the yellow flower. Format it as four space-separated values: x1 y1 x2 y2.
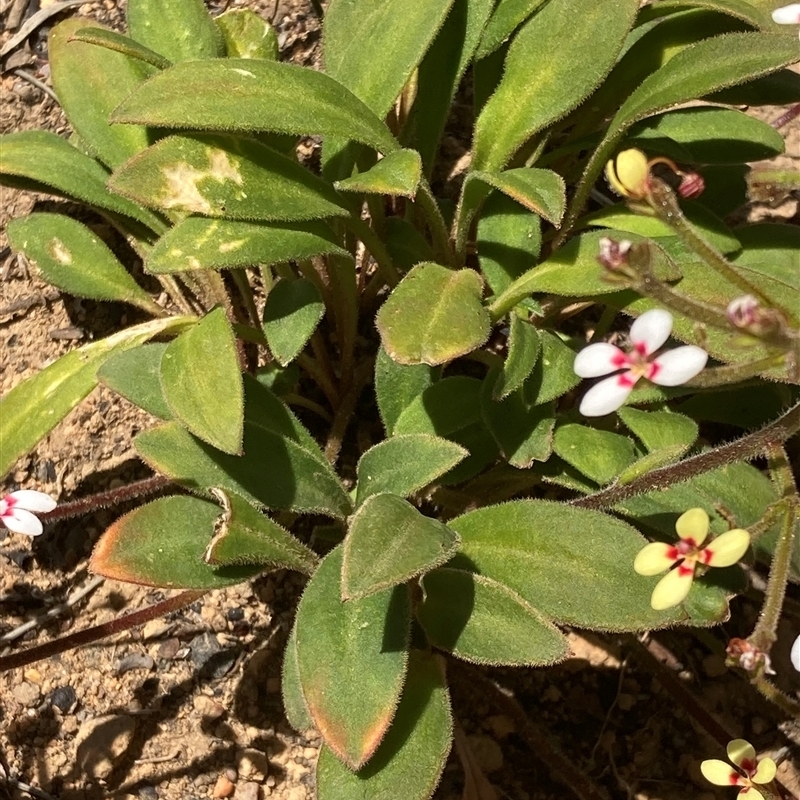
604 148 650 199
701 739 777 800
633 508 750 610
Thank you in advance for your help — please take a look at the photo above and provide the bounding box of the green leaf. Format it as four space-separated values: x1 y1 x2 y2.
342 494 460 600
481 375 555 468
0 131 162 230
472 0 639 169
474 0 548 60
477 190 542 297
295 546 410 768
617 407 698 454
147 217 348 274
525 330 580 405
0 316 192 479
374 348 438 436
111 59 398 154
71 27 173 69
405 0 496 174
135 420 351 518
639 0 773 28
316 650 452 800
467 168 566 226
126 0 223 62
282 625 314 732
377 263 491 366
203 490 318 573
216 9 279 59
553 424 638 485
323 0 455 117
383 217 436 272
334 150 422 198
109 134 349 222
160 307 244 455
450 500 729 630
90 494 261 588
417 568 569 666
97 342 173 419
262 278 326 367
49 19 155 169
7 213 161 314
493 315 540 400
355 436 468 506
628 106 785 164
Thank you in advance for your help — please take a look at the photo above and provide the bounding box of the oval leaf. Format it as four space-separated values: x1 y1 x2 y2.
469 168 566 225
342 493 461 601
97 342 173 419
374 347 438 436
71 27 173 70
216 9 279 60
263 278 326 367
7 213 161 314
417 568 569 666
0 315 192 479
282 624 314 732
334 149 422 198
295 546 411 768
355 435 468 506
377 263 491 366
91 494 261 588
49 18 154 169
553 424 638 485
160 307 244 455
111 59 398 154
110 134 349 222
316 650 452 800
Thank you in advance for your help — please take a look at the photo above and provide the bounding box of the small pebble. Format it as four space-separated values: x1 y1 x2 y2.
138 787 158 800
115 653 156 675
212 775 235 798
226 607 245 622
49 685 78 714
13 681 42 708
190 632 238 679
157 637 181 660
235 782 260 800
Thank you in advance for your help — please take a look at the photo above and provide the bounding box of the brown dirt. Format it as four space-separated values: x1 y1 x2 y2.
2 3 800 800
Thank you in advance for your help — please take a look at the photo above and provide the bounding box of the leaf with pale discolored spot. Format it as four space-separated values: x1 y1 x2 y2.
97 343 173 420
147 217 348 274
295 546 410 769
90 495 262 588
355 435 468 506
126 0 223 62
316 650 452 800
160 307 244 455
334 150 422 198
203 490 317 574
374 348 438 436
111 59 398 154
417 568 569 666
7 213 161 315
110 135 349 222
0 315 193 480
263 278 326 366
0 131 163 230
553 424 638 486
216 8 279 59
342 493 460 600
49 19 155 169
377 263 490 366
450 500 730 630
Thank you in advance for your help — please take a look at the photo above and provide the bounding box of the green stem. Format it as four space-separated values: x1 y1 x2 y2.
345 216 400 288
156 274 197 316
416 177 453 266
686 354 788 388
230 268 260 328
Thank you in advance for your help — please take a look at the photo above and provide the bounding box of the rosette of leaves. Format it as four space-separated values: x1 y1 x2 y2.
2 0 799 796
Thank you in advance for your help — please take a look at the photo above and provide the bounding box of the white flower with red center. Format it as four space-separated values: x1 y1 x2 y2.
573 308 708 417
772 4 800 37
633 508 750 610
701 739 777 800
0 490 57 536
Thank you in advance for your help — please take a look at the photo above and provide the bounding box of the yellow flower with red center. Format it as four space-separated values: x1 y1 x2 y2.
633 508 750 610
701 739 777 800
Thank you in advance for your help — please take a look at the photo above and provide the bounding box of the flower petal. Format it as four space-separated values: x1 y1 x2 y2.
573 342 627 378
629 309 673 356
727 740 757 770
772 4 800 24
579 373 636 416
634 542 676 576
675 507 709 546
650 565 694 610
2 508 44 536
791 634 800 672
704 529 750 568
701 758 740 787
751 757 777 784
739 789 765 800
649 345 708 386
9 489 57 513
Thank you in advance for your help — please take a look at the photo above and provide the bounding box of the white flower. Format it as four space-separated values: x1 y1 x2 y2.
791 634 800 672
573 309 708 416
772 3 800 38
0 490 57 536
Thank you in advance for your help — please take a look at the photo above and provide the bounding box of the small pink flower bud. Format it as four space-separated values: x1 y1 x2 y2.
677 170 705 199
597 237 632 270
726 638 775 676
726 295 761 328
